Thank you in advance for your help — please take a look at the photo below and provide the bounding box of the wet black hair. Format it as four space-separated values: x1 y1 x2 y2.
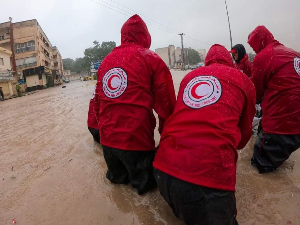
231 44 246 63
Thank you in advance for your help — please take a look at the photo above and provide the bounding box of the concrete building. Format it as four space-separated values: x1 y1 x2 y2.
63 70 71 77
174 47 184 69
0 19 63 91
196 49 206 62
0 47 14 99
52 46 63 76
155 45 176 68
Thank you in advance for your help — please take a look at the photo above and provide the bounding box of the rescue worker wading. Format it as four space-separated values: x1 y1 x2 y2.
87 84 100 144
153 44 256 225
95 14 176 195
248 25 300 173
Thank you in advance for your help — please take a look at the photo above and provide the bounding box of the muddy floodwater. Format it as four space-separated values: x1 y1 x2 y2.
1 71 300 225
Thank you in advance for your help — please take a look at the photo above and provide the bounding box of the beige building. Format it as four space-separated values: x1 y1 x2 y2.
0 47 14 99
52 46 63 76
196 49 206 62
155 45 185 69
0 19 63 91
155 45 176 68
63 70 71 76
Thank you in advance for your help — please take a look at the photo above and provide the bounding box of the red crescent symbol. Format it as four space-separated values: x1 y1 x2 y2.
191 82 210 99
107 74 119 90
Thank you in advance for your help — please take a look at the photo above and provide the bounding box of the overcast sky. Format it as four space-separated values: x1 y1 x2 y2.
1 0 299 59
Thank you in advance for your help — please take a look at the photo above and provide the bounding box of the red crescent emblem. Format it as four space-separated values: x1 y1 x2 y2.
107 75 119 90
191 82 210 99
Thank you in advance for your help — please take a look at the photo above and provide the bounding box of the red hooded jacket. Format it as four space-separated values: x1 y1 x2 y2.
153 44 256 191
87 84 99 129
248 26 300 134
234 54 252 77
95 15 176 151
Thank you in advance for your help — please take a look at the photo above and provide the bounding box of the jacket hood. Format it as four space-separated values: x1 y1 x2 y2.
248 26 275 54
205 44 234 68
121 14 151 49
231 44 246 63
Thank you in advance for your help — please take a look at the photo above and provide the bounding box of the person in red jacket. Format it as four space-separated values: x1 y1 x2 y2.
87 84 100 143
95 14 176 195
153 44 256 225
248 25 300 173
229 44 252 77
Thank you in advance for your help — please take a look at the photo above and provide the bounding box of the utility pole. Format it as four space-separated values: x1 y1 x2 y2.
178 33 185 70
224 0 233 49
9 17 16 74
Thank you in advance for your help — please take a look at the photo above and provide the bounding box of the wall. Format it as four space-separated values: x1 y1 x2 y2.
0 81 12 98
13 20 38 73
52 46 63 75
36 21 53 70
68 74 82 81
155 47 169 67
26 75 39 87
42 74 47 86
0 50 12 70
63 70 71 76
0 22 11 51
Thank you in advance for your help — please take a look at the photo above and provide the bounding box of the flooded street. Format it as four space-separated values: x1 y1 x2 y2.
1 71 300 225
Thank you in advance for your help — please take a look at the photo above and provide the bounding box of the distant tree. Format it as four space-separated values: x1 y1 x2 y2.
83 41 116 72
62 58 75 71
73 58 87 73
62 41 116 74
185 48 201 65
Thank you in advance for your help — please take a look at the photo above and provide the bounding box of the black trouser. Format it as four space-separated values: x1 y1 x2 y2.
251 131 300 173
88 127 100 144
102 145 157 195
154 169 238 225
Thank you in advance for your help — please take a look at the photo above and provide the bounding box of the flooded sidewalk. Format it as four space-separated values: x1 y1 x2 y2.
0 73 300 225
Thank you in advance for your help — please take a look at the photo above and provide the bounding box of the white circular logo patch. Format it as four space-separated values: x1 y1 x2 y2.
294 57 300 76
183 75 222 109
103 68 128 98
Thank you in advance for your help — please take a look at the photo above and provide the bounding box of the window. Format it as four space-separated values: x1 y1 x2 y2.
0 36 4 40
15 41 35 53
16 56 37 68
0 58 4 65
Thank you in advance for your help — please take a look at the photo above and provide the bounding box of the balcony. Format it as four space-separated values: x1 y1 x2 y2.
0 37 10 44
0 70 15 81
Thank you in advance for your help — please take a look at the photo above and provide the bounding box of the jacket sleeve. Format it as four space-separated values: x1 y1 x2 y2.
250 53 271 101
237 80 256 150
150 56 176 134
93 69 102 128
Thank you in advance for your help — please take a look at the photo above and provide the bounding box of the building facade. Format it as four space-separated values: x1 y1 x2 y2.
0 47 14 99
196 49 206 62
63 70 71 77
52 46 63 76
155 46 207 69
155 45 176 68
0 19 63 91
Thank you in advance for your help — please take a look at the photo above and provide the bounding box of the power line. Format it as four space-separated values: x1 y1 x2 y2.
106 0 179 34
90 0 178 34
89 0 212 46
